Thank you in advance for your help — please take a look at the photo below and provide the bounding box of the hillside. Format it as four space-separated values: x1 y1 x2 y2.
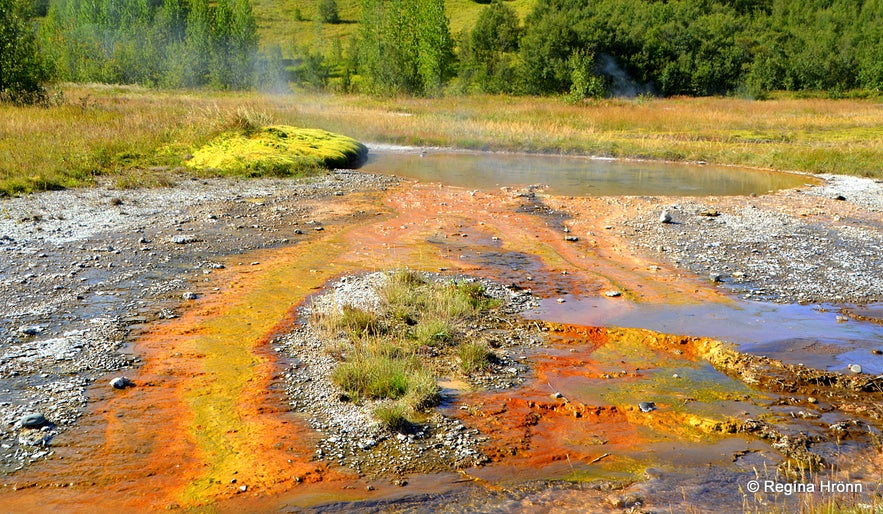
250 0 537 55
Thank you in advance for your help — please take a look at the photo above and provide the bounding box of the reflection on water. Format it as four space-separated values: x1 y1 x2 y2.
363 147 812 196
528 296 883 375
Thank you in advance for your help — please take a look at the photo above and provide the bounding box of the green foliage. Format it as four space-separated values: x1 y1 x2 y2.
318 0 340 24
357 0 454 95
40 0 262 89
0 0 49 104
459 0 521 93
567 48 605 101
516 0 883 98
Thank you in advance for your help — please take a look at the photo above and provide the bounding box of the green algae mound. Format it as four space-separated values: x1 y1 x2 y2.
186 126 367 177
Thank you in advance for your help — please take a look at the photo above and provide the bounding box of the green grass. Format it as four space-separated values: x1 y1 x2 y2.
311 270 499 431
251 0 537 56
458 341 493 373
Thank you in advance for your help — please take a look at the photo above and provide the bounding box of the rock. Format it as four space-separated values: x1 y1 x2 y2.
556 298 566 303
551 391 564 399
848 364 862 374
604 290 622 298
171 235 201 244
807 397 818 404
638 402 657 413
709 272 723 283
182 292 199 300
110 377 135 389
659 210 673 224
699 209 720 217
20 413 48 429
18 325 44 336
564 236 579 242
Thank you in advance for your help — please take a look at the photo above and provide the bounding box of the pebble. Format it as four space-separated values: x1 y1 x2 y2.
182 292 199 300
848 364 862 374
20 413 48 429
18 325 44 336
604 290 622 297
171 235 200 244
638 402 657 413
109 377 135 389
659 211 672 224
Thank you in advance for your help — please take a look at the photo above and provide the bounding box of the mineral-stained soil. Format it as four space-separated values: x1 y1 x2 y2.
1 163 882 512
0 171 397 473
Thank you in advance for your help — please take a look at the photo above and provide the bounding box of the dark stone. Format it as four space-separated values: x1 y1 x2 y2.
21 413 48 429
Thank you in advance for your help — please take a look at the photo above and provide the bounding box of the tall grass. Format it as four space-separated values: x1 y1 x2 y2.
3 84 881 197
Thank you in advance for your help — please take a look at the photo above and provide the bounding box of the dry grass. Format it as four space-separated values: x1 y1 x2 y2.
288 93 883 177
2 84 881 197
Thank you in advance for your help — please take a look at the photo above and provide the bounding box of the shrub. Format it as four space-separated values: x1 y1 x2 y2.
318 0 340 24
0 0 49 104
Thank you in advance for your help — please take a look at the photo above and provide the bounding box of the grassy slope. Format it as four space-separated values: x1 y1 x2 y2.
251 0 537 55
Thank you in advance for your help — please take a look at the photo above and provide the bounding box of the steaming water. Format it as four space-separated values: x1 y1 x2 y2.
363 146 811 196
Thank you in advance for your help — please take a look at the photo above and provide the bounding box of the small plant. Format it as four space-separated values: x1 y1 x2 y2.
314 270 500 430
331 349 439 408
373 401 414 433
458 341 493 373
411 319 453 346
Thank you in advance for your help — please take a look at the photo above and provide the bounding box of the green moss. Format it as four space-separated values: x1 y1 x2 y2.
185 125 367 177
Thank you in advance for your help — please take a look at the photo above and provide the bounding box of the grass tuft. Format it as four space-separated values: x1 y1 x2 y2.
458 341 494 373
312 270 499 430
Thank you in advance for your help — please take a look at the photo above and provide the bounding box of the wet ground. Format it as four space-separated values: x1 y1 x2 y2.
1 155 882 512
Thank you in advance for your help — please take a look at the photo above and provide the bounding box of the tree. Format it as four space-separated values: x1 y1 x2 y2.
358 0 453 95
0 0 49 103
318 0 340 24
461 0 521 93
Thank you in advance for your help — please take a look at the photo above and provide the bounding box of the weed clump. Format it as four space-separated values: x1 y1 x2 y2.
312 270 500 431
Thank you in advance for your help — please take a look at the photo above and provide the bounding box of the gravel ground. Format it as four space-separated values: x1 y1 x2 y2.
275 271 541 480
618 174 883 304
0 170 397 474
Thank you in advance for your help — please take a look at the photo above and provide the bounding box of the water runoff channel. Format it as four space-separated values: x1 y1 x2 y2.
359 146 883 510
364 145 883 376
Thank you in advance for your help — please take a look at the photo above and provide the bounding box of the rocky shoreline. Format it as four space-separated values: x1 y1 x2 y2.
614 174 883 305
